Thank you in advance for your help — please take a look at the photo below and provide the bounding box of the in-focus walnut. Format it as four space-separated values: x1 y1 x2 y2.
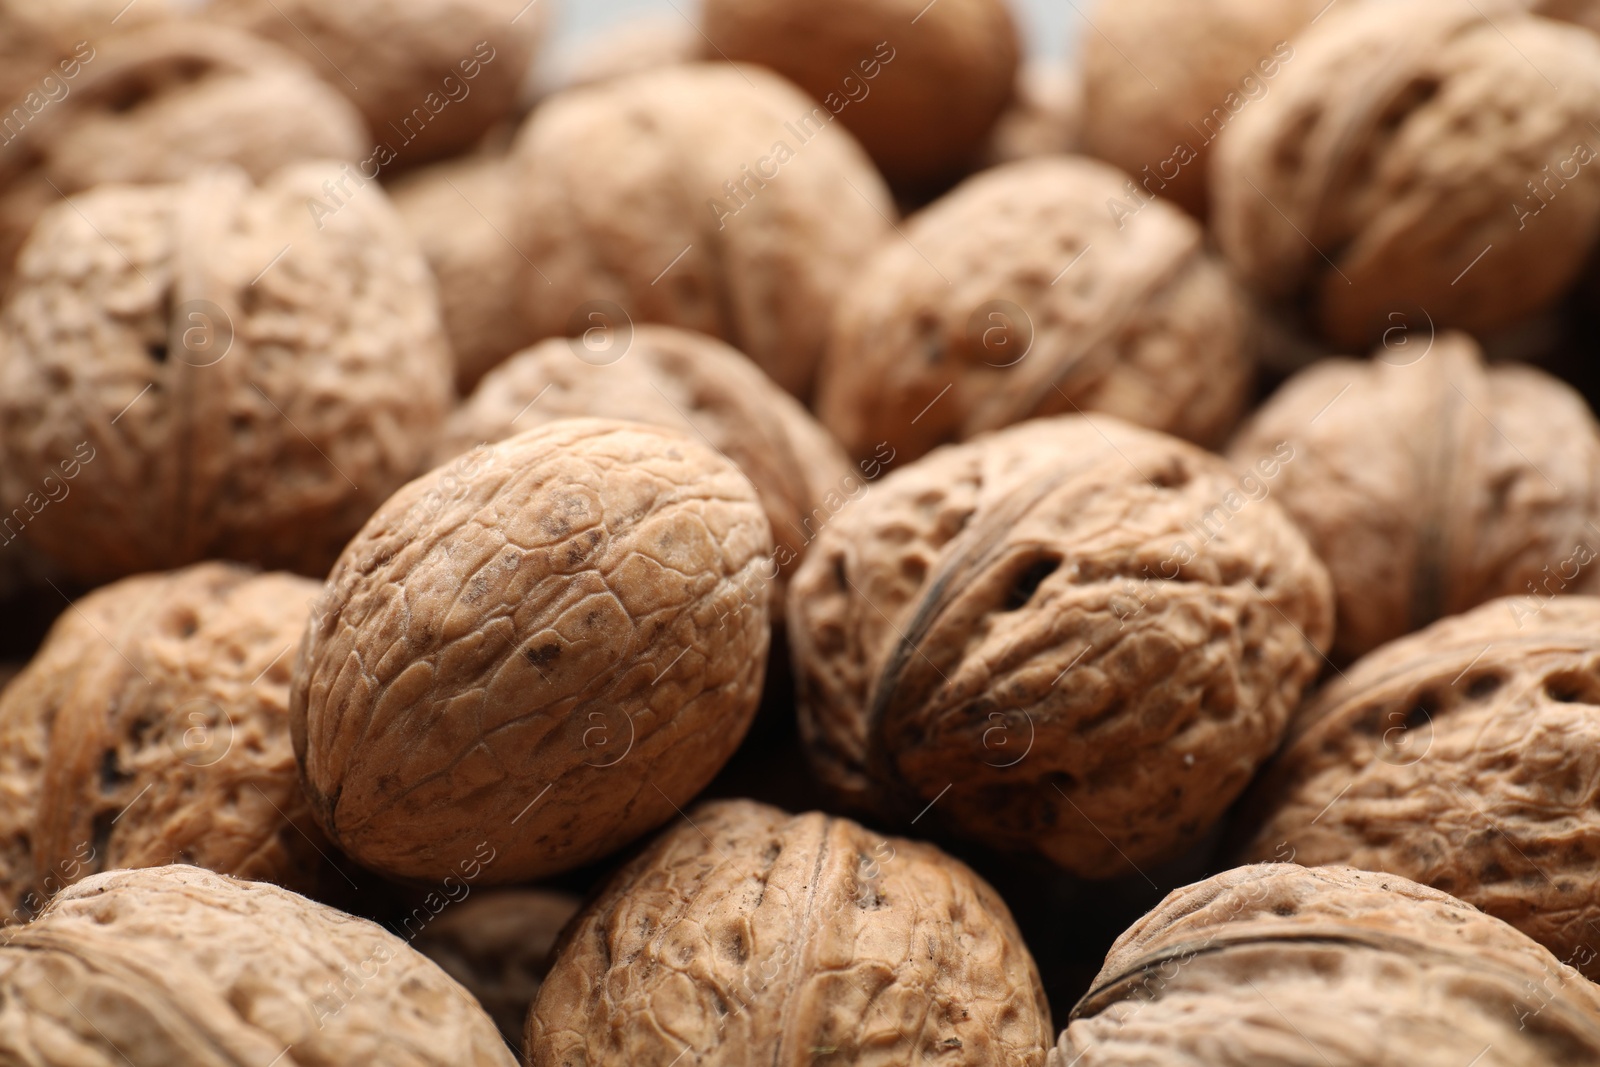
981 60 1082 168
0 865 517 1066
1054 864 1600 1066
412 888 581 1048
1238 596 1600 979
436 325 854 614
529 799 1052 1066
208 0 548 166
508 63 895 401
1212 0 1600 348
292 419 773 883
787 415 1332 878
1228 332 1600 661
816 157 1253 467
562 12 703 89
1079 0 1321 218
0 162 453 584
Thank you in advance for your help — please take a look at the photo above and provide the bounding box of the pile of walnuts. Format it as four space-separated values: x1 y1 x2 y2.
2 0 1600 1063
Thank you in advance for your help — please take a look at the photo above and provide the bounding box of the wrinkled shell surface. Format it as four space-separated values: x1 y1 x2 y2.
509 63 895 400
530 799 1052 1067
1229 332 1600 660
1054 864 1600 1066
817 158 1253 466
0 563 324 925
701 0 1020 188
292 419 773 883
0 163 453 583
0 865 517 1066
438 326 854 613
787 415 1332 877
1240 596 1600 979
1212 0 1600 347
982 60 1082 168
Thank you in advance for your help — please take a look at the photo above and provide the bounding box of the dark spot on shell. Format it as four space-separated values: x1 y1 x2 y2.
1001 557 1060 611
524 644 561 667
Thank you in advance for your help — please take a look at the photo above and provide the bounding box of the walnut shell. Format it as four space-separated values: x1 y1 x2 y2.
787 415 1333 877
981 60 1082 168
291 419 773 883
700 0 1020 189
563 12 703 89
1228 332 1600 661
0 162 453 584
436 326 854 614
1211 0 1600 347
1053 863 1600 1066
507 63 895 401
0 864 517 1066
0 0 173 108
817 157 1253 468
1238 596 1600 979
529 798 1052 1066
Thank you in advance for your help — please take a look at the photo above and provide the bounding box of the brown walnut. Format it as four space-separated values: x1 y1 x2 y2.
0 0 173 116
528 798 1052 1067
787 415 1332 877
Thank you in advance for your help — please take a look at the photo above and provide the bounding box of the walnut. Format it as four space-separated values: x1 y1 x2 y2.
981 60 1082 168
291 419 773 884
1078 0 1321 218
1211 0 1600 348
787 415 1332 878
0 0 172 107
815 157 1253 467
0 162 453 584
563 12 703 89
412 888 581 1048
1053 864 1600 1066
528 798 1053 1066
0 864 518 1066
207 0 548 166
1228 332 1600 661
436 325 854 615
507 63 895 400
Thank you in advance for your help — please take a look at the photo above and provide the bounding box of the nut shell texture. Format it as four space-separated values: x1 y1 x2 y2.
817 158 1252 466
1053 864 1600 1066
787 415 1332 877
0 865 517 1067
292 419 773 882
529 799 1052 1067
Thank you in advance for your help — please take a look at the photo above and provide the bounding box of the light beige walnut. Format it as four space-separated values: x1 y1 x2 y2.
0 0 173 108
982 60 1082 168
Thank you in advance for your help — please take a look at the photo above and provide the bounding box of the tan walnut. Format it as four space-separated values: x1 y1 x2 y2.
0 163 453 584
291 419 773 883
0 0 174 120
528 798 1053 1067
1053 863 1600 1066
1212 0 1600 347
0 865 518 1066
1228 332 1600 661
787 415 1332 878
507 63 895 401
816 157 1253 467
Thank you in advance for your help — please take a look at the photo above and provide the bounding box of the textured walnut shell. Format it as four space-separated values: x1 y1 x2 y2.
1228 332 1600 661
529 799 1052 1066
982 60 1081 168
1212 0 1600 347
817 157 1253 468
508 63 895 401
563 12 703 88
1238 596 1600 979
1053 863 1600 1066
701 0 1019 189
787 415 1333 877
291 419 773 883
1079 0 1321 218
412 888 581 1048
0 163 453 584
436 326 854 614
0 865 517 1066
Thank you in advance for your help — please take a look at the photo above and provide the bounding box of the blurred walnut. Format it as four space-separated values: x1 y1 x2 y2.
0 0 172 107
563 12 702 88
530 799 1052 1066
509 63 894 400
982 60 1081 168
788 416 1332 878
292 420 772 883
817 158 1253 466
1212 0 1600 347
0 163 452 584
1229 332 1600 660
0 865 517 1066
1055 863 1600 1066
